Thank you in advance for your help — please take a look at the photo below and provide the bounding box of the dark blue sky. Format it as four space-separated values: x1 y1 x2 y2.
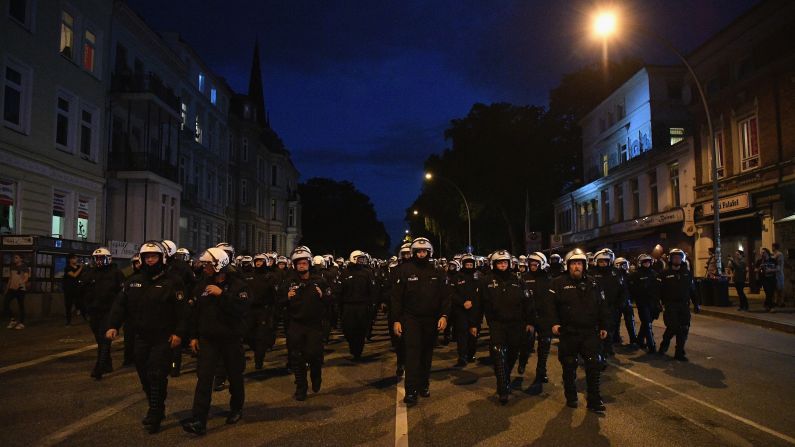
131 0 756 246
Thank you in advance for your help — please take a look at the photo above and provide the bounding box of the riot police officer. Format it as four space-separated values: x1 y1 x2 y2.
450 253 480 367
245 254 277 369
548 248 609 412
337 250 378 360
106 242 187 434
548 254 564 278
523 252 552 395
474 250 535 404
658 248 694 361
279 247 330 401
590 249 631 355
392 237 450 406
181 248 249 435
82 247 125 380
162 241 195 378
628 254 661 353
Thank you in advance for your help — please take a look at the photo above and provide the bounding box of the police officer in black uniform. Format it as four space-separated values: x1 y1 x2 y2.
523 252 552 395
82 247 125 380
392 237 451 406
279 247 330 401
337 250 378 360
548 248 609 412
658 248 694 361
106 242 187 434
123 253 142 367
627 254 661 353
474 250 535 404
548 254 564 278
245 254 277 369
450 253 480 367
590 248 630 355
162 241 196 377
385 248 409 377
182 247 249 435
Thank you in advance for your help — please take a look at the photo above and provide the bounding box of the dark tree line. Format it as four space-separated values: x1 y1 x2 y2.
407 58 643 256
298 177 391 259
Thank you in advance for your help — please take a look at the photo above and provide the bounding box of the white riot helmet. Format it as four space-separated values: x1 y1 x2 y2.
490 250 512 268
174 248 191 262
594 248 615 264
313 255 326 267
669 248 686 262
410 237 433 257
564 248 588 268
350 250 367 264
139 241 165 259
92 247 112 266
161 240 177 258
550 253 562 264
448 260 461 272
460 253 477 268
637 253 653 264
399 242 412 258
199 247 230 273
291 248 313 267
276 256 289 267
254 253 268 266
614 257 629 271
215 242 235 259
240 255 254 267
527 252 546 269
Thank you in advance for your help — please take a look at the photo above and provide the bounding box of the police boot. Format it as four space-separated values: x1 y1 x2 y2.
181 418 207 436
626 315 639 346
517 349 529 375
491 345 510 404
293 361 308 401
310 363 322 393
658 336 671 356
674 330 689 362
144 375 165 434
561 357 578 408
395 364 405 378
585 356 606 413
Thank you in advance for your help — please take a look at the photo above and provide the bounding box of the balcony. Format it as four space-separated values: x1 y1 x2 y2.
111 71 180 115
108 151 178 183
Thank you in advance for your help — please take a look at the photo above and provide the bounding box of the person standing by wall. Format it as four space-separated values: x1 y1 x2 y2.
758 248 777 311
772 243 786 308
4 254 30 330
63 254 85 325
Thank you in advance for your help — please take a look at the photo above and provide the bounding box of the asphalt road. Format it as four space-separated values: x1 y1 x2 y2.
1 312 794 447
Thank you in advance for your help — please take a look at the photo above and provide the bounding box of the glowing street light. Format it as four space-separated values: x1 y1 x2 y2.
593 11 617 38
413 210 419 216
424 172 433 180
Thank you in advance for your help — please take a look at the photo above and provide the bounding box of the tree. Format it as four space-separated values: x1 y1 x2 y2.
298 177 391 258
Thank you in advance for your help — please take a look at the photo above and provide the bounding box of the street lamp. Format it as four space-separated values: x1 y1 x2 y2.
590 10 723 272
424 172 472 252
413 210 419 216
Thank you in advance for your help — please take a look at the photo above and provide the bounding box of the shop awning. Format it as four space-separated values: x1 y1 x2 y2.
696 211 757 226
775 214 795 224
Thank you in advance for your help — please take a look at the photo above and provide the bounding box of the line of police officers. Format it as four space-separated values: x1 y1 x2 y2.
73 236 695 435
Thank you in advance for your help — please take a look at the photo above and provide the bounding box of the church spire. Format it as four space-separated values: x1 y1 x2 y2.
248 39 268 127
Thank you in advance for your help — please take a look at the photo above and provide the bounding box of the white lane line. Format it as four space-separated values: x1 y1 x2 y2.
611 361 795 445
36 393 143 447
395 377 409 447
0 342 111 375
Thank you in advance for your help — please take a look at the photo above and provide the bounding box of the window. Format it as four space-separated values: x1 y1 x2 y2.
271 234 278 252
52 190 68 238
614 184 624 222
577 203 586 230
619 144 628 164
630 179 639 218
60 11 74 59
288 207 295 227
270 198 277 220
210 88 217 105
3 61 32 133
616 103 625 119
669 162 680 208
649 171 658 214
180 102 187 130
601 154 609 177
669 128 685 146
79 104 97 159
709 131 726 179
194 113 202 143
241 180 247 205
242 137 248 162
591 199 599 228
738 116 759 171
271 164 278 186
556 208 572 234
72 196 88 240
9 0 32 27
191 218 199 248
0 179 17 234
82 30 96 73
55 92 74 151
601 190 610 225
198 73 205 92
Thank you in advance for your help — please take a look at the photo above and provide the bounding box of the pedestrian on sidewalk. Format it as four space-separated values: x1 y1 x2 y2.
729 250 748 311
4 254 30 330
63 254 86 325
773 243 786 308
758 248 777 311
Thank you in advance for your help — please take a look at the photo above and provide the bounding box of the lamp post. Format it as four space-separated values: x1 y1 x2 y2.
592 10 722 272
424 172 472 252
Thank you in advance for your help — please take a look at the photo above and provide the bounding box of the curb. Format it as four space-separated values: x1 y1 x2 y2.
698 307 795 334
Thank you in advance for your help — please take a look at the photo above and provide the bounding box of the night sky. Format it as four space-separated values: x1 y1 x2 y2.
130 0 757 246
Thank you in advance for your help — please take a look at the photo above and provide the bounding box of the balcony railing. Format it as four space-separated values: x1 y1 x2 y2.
108 151 178 182
111 71 180 113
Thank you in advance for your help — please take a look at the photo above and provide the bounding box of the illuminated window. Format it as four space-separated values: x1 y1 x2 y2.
180 102 187 130
210 88 217 105
669 128 685 146
52 190 68 238
738 116 759 171
709 131 726 179
602 154 609 177
194 113 202 143
619 144 628 163
0 179 17 234
198 73 205 92
60 11 74 59
83 30 96 73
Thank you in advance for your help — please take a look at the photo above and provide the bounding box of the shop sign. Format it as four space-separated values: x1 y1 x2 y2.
609 209 684 234
702 193 750 216
108 240 141 259
2 236 34 246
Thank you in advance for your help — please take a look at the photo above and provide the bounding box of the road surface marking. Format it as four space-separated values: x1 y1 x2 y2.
36 393 143 447
0 342 113 375
395 377 409 447
611 361 795 445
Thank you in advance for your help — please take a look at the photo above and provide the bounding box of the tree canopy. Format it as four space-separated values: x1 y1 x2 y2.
299 177 391 258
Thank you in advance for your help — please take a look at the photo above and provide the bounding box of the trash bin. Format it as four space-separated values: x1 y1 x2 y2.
713 277 730 306
697 278 714 306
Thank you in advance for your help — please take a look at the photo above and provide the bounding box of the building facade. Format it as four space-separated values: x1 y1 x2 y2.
553 66 696 259
686 0 795 290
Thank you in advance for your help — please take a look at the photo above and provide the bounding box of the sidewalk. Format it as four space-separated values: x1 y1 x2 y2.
699 288 795 334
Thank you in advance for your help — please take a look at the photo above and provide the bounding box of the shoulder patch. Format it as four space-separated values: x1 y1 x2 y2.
239 292 248 300
129 282 142 288
176 291 185 301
